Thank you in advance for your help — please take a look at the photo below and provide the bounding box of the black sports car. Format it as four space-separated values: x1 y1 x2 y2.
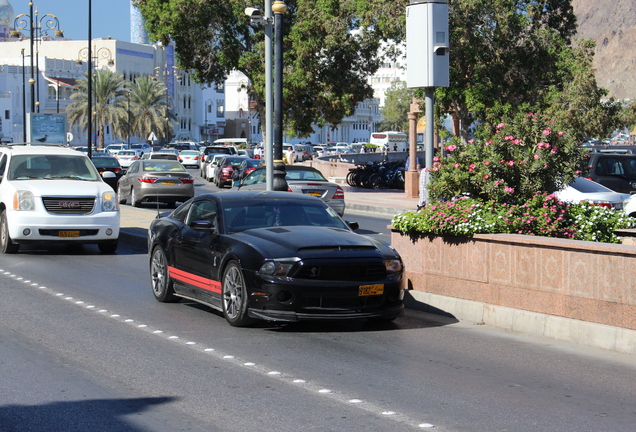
148 191 404 327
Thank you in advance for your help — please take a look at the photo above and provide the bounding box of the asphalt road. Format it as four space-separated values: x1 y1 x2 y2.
1 239 635 432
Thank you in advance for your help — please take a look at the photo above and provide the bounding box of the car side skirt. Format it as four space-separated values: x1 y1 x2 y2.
168 266 221 294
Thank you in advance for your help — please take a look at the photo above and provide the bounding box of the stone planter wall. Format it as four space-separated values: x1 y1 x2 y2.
391 231 636 353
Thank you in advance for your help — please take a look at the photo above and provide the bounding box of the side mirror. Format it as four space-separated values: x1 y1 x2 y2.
345 220 359 231
102 171 116 179
190 219 217 233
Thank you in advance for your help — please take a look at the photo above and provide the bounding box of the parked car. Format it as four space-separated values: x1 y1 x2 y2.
622 194 636 217
117 160 195 208
164 142 198 152
231 158 263 184
332 145 353 155
201 146 238 157
582 153 636 194
213 156 249 188
90 155 124 191
178 150 202 168
147 191 404 326
115 150 140 168
204 154 227 182
129 143 152 156
554 177 630 210
147 150 179 161
105 143 129 156
236 165 346 216
0 144 120 253
312 145 330 158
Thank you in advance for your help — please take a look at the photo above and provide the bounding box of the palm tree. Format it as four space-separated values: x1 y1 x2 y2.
67 69 129 148
128 76 176 143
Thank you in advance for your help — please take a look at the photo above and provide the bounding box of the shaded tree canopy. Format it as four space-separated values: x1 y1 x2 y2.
133 0 407 137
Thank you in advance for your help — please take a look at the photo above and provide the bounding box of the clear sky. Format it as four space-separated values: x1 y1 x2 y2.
11 0 131 42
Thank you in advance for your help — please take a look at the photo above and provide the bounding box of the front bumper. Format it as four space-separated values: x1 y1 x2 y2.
7 209 120 243
245 274 404 322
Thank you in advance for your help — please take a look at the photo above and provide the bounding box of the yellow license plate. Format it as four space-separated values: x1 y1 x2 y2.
162 180 175 185
59 230 80 237
359 284 384 296
307 191 322 197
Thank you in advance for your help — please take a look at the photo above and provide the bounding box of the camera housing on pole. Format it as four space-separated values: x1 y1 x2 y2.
405 0 450 203
406 0 449 88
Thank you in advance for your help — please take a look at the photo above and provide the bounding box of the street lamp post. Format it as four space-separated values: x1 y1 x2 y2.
272 0 288 191
12 3 64 115
21 48 26 141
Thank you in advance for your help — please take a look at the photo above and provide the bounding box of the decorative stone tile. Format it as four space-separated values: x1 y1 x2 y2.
440 238 463 276
539 248 565 293
490 243 512 284
463 239 488 282
596 254 626 303
423 236 442 273
566 251 598 299
513 245 539 289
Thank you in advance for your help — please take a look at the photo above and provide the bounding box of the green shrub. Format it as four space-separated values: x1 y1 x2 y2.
392 194 635 244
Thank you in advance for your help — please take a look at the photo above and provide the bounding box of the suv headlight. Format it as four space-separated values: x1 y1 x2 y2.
102 191 119 212
13 191 35 211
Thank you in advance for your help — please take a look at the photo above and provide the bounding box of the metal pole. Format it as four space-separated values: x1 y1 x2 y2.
425 88 434 173
272 1 287 191
29 1 34 114
264 1 273 191
56 78 59 113
87 0 92 158
21 49 26 141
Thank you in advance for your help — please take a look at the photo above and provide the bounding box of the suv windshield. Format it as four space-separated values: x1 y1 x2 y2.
8 154 100 181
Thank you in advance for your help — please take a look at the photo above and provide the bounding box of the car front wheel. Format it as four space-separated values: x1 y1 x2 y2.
150 246 180 302
0 210 19 254
222 261 255 327
98 240 118 254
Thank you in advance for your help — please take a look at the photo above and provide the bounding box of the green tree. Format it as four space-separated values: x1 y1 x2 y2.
435 0 579 142
128 76 176 143
378 80 414 133
133 0 407 137
66 70 128 148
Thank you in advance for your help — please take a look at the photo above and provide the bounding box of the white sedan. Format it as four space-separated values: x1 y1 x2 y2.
555 177 630 210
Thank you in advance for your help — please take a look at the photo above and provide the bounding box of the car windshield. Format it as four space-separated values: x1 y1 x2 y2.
180 151 199 156
224 157 246 167
92 157 120 168
569 177 613 193
286 168 327 181
8 154 101 181
223 200 347 233
119 151 136 156
142 161 186 172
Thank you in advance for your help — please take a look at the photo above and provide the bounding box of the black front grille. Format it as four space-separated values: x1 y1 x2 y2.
42 197 95 215
302 294 384 310
293 263 386 282
39 229 99 237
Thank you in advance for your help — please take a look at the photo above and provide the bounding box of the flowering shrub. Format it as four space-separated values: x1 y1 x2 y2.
428 113 588 204
392 194 635 244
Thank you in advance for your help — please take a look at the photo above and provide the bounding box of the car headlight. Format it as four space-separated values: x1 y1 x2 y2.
13 191 35 211
385 259 403 276
101 191 119 212
258 258 300 276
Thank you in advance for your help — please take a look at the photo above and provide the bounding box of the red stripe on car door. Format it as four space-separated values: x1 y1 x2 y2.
168 266 222 294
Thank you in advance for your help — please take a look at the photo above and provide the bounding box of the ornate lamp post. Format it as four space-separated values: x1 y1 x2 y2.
12 4 64 114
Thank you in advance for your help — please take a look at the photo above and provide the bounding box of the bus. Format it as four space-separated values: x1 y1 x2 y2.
213 138 248 147
369 131 408 152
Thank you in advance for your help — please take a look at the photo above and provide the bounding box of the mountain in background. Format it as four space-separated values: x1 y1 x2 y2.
573 0 636 99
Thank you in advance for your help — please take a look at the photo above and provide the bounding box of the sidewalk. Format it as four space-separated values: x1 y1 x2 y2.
119 186 419 249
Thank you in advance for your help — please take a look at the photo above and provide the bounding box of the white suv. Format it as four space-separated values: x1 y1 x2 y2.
0 144 120 253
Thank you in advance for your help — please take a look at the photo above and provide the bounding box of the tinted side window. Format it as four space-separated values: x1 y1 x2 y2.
0 154 7 178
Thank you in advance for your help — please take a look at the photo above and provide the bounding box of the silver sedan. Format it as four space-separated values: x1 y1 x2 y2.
235 166 346 216
117 160 195 208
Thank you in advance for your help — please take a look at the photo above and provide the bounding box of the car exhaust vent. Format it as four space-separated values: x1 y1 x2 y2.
42 197 95 215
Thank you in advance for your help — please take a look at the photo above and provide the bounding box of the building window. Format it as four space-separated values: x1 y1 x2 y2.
216 104 224 117
4 110 9 120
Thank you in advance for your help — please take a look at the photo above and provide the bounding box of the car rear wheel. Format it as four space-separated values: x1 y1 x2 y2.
150 246 180 302
0 210 19 254
131 188 141 207
222 261 255 327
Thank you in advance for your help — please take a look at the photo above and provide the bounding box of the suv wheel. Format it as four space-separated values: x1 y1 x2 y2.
0 210 19 254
